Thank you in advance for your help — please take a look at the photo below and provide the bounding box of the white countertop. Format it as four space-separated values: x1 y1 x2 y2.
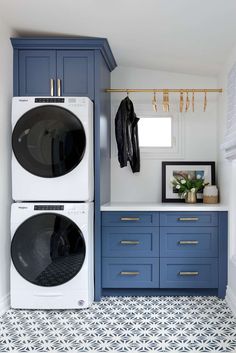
101 202 228 211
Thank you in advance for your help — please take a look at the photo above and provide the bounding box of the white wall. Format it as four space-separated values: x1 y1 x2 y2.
110 66 218 202
218 45 236 315
0 21 14 315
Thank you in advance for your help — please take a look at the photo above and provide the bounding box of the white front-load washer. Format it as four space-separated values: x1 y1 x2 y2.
10 202 94 309
12 97 93 201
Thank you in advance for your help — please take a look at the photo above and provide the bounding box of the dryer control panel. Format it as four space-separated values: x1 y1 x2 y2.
34 205 64 210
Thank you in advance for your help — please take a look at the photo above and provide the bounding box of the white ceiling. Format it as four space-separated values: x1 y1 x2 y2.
1 0 236 76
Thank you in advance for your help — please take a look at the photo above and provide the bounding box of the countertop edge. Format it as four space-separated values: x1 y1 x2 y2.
100 203 229 211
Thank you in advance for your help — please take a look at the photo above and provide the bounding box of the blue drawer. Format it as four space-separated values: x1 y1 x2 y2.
160 258 218 288
102 258 159 288
102 212 159 227
160 212 218 227
102 227 159 257
160 227 218 257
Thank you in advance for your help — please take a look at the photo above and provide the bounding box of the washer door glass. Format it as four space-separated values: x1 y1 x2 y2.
12 105 86 177
11 213 86 287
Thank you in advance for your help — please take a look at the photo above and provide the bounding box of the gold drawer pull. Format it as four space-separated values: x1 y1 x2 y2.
120 240 140 245
120 271 140 276
178 240 199 245
120 217 140 221
179 271 199 276
178 217 199 221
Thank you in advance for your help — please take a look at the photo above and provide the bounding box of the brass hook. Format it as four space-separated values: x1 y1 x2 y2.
152 91 157 112
192 91 195 112
126 90 129 97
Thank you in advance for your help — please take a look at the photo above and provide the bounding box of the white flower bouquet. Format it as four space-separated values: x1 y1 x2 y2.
171 173 209 199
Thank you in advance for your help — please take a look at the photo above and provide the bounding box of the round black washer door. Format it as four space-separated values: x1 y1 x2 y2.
12 105 86 178
11 213 86 287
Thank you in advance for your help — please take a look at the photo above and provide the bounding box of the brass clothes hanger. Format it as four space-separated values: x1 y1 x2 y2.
152 91 157 112
185 92 190 112
162 91 169 112
180 91 184 112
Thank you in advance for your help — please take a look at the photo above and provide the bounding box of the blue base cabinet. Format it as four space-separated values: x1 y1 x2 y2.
101 211 228 299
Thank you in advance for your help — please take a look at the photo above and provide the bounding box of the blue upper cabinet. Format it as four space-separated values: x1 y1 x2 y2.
11 37 116 99
17 49 94 98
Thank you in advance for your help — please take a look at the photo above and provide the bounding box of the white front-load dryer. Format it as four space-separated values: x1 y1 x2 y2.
10 202 94 309
12 97 93 201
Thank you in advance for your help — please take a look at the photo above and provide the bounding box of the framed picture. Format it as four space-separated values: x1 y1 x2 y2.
162 161 215 202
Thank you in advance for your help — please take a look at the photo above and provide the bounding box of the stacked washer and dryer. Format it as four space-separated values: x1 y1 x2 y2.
10 97 94 309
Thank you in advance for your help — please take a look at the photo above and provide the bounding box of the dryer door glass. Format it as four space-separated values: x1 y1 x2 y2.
12 105 86 177
11 213 86 286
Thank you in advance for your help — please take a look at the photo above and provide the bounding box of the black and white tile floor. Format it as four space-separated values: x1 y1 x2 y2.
0 296 236 352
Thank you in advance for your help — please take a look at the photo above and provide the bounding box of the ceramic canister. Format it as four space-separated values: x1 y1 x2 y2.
203 185 218 204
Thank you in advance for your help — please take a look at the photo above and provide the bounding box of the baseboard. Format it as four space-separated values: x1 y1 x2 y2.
226 286 236 316
0 293 10 316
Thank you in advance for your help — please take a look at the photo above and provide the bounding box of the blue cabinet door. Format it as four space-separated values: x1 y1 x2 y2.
57 50 94 99
19 50 56 96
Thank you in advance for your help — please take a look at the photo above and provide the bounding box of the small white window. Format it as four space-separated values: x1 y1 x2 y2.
111 104 183 160
139 117 172 147
137 111 183 159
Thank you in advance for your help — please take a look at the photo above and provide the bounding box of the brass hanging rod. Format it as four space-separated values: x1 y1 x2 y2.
105 88 222 93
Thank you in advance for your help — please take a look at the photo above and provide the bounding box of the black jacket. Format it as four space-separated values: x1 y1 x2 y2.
115 97 140 173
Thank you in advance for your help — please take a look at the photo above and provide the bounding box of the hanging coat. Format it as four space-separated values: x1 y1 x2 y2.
115 96 140 173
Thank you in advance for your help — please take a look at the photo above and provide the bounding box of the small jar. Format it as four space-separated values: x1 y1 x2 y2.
203 185 219 204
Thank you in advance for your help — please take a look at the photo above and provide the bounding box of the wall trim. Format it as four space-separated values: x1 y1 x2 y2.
226 285 236 316
0 293 10 316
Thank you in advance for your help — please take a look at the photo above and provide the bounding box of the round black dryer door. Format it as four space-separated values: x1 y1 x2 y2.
11 213 86 287
12 105 86 178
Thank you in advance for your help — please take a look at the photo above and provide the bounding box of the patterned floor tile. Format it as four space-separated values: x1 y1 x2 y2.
0 296 236 352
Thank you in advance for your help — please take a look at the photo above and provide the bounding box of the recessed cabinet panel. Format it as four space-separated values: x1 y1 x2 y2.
57 51 94 98
19 50 56 96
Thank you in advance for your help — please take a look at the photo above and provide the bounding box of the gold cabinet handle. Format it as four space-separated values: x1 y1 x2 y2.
178 217 199 221
57 78 61 96
178 240 199 245
120 217 140 221
120 240 140 245
120 271 140 276
179 271 199 276
50 78 54 96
